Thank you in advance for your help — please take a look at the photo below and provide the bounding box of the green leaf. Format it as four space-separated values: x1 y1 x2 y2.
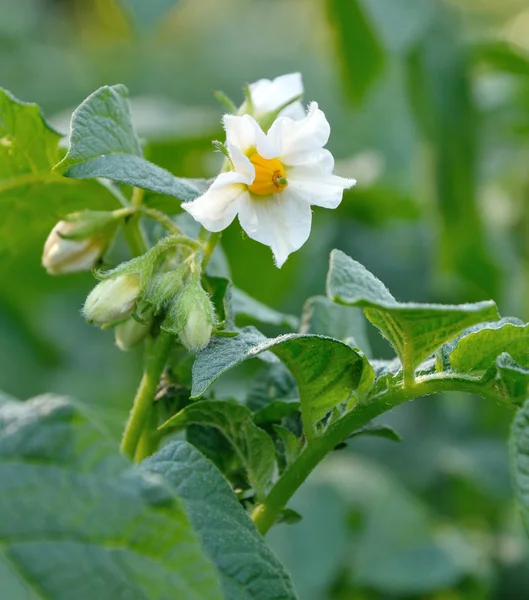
327 249 500 382
160 400 277 500
0 394 223 600
325 0 385 105
300 295 371 357
191 327 368 437
349 423 402 442
247 363 300 425
247 364 299 410
487 353 529 403
510 398 529 535
0 87 119 303
447 320 529 374
55 85 205 202
142 441 297 600
273 424 302 467
253 400 300 425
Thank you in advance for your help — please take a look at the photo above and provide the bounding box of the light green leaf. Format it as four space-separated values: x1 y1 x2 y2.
143 441 298 600
160 400 277 500
327 249 499 381
487 353 529 404
273 425 302 467
447 320 529 374
325 0 385 105
55 85 206 201
0 87 119 303
510 398 529 535
253 400 300 425
348 423 402 442
0 394 223 600
191 327 367 436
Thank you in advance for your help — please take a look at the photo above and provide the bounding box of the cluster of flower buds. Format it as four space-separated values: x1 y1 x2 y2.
82 236 216 353
42 210 122 275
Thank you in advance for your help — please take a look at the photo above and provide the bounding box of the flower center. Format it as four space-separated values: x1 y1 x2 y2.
248 153 288 196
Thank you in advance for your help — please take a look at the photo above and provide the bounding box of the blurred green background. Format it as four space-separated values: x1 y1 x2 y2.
2 0 529 597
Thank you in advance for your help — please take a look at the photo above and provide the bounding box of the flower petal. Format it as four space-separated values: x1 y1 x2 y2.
238 192 312 268
228 143 255 182
224 114 261 153
280 101 306 121
270 102 331 165
286 166 356 209
183 172 249 232
283 148 335 170
249 73 304 119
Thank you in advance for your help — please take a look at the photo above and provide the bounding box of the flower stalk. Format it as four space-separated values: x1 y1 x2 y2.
120 330 174 460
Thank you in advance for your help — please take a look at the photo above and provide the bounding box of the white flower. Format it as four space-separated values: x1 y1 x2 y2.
247 73 305 120
42 220 103 275
183 103 356 267
83 274 140 325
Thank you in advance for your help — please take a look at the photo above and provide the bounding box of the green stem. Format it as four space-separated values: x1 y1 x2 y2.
120 331 173 460
134 409 162 462
122 214 148 257
202 231 222 268
251 373 502 535
142 207 183 236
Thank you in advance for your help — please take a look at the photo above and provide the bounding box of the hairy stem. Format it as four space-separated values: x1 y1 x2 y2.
134 409 162 462
142 207 183 236
251 373 503 535
120 331 173 460
202 231 222 268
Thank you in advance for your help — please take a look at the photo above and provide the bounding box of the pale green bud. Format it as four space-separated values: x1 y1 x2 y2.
83 274 140 325
164 278 216 352
42 220 105 275
115 317 151 351
179 305 214 352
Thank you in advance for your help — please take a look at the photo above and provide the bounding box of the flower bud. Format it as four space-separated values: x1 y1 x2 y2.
164 278 216 352
42 220 104 275
115 317 151 351
179 305 214 353
83 274 140 325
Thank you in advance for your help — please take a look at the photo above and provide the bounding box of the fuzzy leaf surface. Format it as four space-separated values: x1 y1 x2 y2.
55 84 206 201
143 441 298 600
448 320 529 374
160 400 276 500
327 249 499 378
192 327 366 435
0 394 223 600
510 398 529 535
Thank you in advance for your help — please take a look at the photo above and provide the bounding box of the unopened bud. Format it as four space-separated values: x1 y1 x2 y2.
180 305 214 352
42 220 104 275
83 274 140 325
164 278 216 352
115 317 151 351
